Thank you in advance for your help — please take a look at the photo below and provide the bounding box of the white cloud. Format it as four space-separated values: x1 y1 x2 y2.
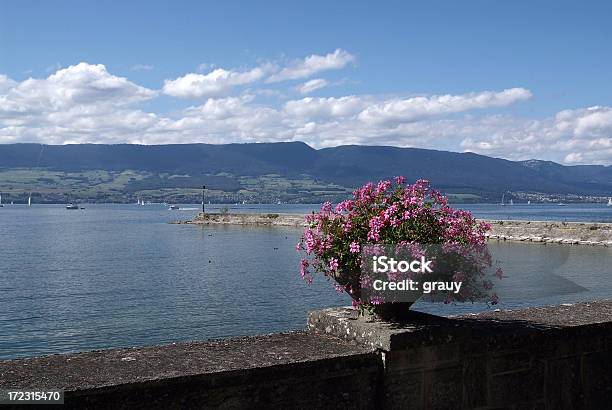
460 107 612 165
284 96 368 119
266 49 355 83
0 75 17 93
0 63 156 118
297 78 329 94
131 64 154 71
358 88 533 125
162 66 269 98
1 61 609 165
162 49 353 98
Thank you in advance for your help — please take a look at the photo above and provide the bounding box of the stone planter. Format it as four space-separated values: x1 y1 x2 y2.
372 302 416 320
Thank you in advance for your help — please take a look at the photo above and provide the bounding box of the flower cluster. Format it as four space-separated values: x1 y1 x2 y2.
297 177 500 309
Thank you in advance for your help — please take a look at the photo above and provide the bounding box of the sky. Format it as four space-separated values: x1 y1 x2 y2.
1 0 611 165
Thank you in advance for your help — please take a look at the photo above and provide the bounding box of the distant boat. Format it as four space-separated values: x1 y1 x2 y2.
558 202 566 206
28 196 31 207
0 194 3 207
527 200 531 205
509 199 514 206
607 198 612 207
168 205 180 210
66 203 79 210
500 193 505 206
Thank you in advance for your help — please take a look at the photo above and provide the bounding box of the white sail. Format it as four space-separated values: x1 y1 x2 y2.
28 196 31 207
607 198 612 207
0 194 2 205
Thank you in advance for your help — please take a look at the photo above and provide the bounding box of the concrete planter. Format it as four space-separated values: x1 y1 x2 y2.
372 301 416 320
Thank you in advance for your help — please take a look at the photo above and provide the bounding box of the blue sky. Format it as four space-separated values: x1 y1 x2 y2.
1 0 611 164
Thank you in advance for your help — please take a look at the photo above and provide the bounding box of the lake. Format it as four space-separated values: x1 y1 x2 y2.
0 203 611 359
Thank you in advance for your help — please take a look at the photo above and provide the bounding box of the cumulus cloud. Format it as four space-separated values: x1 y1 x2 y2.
460 107 612 165
266 49 355 83
284 96 368 119
162 66 269 98
358 88 532 125
0 63 156 118
0 75 17 93
1 61 610 165
162 49 352 98
297 78 329 94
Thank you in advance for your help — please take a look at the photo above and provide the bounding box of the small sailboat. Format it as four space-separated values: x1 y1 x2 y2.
527 200 531 205
66 203 79 210
0 194 3 208
28 195 31 207
509 198 514 206
500 193 505 206
607 198 612 207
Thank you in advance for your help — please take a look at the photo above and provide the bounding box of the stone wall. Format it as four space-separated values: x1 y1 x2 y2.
1 301 611 409
0 332 381 409
309 300 612 409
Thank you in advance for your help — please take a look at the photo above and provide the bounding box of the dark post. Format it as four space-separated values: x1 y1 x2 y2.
202 185 206 213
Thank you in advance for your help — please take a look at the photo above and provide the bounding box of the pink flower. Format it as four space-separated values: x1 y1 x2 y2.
299 259 312 283
343 219 353 233
375 180 392 195
320 201 333 215
335 200 354 213
297 177 497 306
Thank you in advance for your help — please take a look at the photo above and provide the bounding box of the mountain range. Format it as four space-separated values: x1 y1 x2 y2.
0 142 610 203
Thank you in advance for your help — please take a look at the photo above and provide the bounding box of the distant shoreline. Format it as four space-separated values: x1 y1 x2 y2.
178 212 612 246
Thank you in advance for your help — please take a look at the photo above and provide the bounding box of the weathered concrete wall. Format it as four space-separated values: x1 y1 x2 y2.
1 302 611 409
309 300 612 409
0 332 381 409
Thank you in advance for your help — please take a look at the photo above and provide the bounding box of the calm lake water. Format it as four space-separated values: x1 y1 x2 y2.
1 203 611 359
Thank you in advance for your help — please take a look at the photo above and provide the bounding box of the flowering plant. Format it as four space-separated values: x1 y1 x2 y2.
297 177 501 314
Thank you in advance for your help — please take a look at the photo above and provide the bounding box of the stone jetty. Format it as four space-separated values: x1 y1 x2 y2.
179 213 612 246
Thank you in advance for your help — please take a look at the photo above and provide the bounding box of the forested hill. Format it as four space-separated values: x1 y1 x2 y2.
0 142 610 203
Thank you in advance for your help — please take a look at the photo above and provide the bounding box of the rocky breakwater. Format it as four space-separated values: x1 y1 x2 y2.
487 220 612 246
183 213 612 246
190 212 308 227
